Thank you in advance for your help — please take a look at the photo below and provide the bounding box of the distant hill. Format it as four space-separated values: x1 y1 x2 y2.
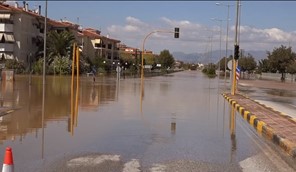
172 50 267 64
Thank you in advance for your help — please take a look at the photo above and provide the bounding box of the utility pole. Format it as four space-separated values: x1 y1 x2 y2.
231 0 240 95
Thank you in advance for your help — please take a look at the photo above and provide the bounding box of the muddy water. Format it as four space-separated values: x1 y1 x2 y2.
0 71 279 171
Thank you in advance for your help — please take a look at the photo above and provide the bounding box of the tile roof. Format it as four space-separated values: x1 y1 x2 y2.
0 3 121 43
82 29 100 39
48 19 69 28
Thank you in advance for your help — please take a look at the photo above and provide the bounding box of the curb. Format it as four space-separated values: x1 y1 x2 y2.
222 93 296 159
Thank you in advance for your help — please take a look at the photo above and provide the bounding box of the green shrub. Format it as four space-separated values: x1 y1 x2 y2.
5 59 26 74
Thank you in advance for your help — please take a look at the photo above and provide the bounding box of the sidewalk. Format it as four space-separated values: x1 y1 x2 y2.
223 93 296 159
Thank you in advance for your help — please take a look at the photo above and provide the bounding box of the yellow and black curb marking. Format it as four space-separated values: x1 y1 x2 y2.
222 93 296 159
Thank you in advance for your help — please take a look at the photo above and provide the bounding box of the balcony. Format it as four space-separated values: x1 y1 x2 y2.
0 43 14 52
0 23 13 32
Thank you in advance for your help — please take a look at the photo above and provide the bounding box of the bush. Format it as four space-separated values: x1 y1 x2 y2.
5 59 26 74
49 56 71 75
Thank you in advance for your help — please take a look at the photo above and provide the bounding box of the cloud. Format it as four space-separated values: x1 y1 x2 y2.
126 16 146 26
160 17 203 31
233 25 296 52
107 16 296 54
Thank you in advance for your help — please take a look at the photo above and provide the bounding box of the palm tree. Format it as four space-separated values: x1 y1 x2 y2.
46 30 75 65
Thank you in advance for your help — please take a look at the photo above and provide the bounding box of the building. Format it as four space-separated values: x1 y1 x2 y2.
0 2 44 65
80 28 121 63
0 2 121 68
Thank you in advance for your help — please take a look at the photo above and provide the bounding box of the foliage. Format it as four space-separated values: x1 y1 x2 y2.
267 45 296 80
202 63 216 77
157 50 175 69
119 51 140 72
49 55 71 75
238 53 257 73
47 30 75 65
143 53 155 65
257 59 270 74
5 59 25 74
32 58 44 75
287 61 296 75
218 57 227 71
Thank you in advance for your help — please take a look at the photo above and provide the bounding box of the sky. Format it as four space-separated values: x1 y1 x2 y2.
10 1 296 54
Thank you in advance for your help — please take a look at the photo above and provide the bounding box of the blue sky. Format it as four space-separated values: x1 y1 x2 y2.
11 1 296 54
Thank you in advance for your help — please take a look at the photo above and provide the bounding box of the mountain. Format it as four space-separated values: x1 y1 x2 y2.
172 50 267 64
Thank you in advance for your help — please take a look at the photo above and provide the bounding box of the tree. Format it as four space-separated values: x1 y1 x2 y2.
287 61 296 74
258 59 270 73
143 54 156 65
238 53 257 78
287 61 296 81
47 30 76 65
157 50 175 69
202 63 216 77
49 55 71 75
267 45 296 81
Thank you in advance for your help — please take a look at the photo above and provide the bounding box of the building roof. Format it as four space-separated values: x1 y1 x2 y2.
0 4 12 11
81 28 120 43
48 19 69 28
82 29 101 39
0 2 121 43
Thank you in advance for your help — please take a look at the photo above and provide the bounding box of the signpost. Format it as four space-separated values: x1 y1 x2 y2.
236 66 240 81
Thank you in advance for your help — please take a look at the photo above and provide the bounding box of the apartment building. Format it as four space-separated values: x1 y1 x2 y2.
0 2 44 65
0 2 121 68
81 28 120 63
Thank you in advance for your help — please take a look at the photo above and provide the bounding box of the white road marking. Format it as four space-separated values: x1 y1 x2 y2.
150 163 167 172
67 154 120 167
123 159 141 172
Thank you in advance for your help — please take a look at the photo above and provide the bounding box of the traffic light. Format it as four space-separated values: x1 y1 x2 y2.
174 27 179 38
234 44 239 60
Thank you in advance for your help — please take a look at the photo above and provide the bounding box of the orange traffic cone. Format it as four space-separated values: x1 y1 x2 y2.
2 147 13 172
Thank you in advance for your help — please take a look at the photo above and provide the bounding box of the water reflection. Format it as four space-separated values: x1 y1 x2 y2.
229 103 237 163
171 113 176 135
265 89 296 97
0 75 119 144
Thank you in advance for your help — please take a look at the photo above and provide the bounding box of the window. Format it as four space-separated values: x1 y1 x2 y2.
0 14 11 19
108 44 112 49
94 43 101 48
0 33 4 43
4 33 15 42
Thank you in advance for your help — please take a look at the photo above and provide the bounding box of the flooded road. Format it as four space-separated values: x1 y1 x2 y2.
0 71 294 171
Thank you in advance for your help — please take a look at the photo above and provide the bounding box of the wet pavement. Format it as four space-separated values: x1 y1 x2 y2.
223 93 296 159
0 72 294 171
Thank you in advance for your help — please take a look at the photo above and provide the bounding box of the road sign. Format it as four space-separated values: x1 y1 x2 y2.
236 66 240 81
227 60 232 70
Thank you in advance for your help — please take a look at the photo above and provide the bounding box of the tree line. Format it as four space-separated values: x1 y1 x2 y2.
203 45 296 81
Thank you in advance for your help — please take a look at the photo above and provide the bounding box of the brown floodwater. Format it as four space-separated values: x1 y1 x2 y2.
0 71 291 171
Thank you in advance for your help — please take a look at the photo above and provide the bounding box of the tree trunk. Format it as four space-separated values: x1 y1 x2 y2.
281 73 285 82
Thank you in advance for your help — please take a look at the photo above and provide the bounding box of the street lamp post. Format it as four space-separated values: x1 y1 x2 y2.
211 18 223 77
42 0 48 159
141 29 179 80
231 0 241 95
216 2 235 87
